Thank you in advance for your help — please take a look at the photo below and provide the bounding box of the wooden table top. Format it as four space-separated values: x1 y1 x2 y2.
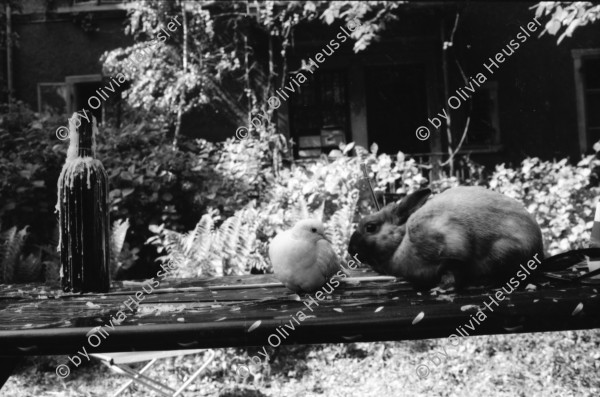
1 270 599 356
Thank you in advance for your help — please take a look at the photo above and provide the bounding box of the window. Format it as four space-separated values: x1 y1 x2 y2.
288 70 350 158
460 81 501 149
65 75 103 123
37 83 68 114
582 58 600 143
365 63 429 154
38 75 109 123
573 49 600 152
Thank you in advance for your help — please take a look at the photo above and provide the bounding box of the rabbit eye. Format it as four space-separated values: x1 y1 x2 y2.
365 223 378 233
311 228 317 233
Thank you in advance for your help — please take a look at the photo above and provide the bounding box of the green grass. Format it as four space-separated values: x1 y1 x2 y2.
4 329 600 396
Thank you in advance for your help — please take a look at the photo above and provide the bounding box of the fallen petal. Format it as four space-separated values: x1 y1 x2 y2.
248 320 262 332
412 312 425 325
572 302 584 316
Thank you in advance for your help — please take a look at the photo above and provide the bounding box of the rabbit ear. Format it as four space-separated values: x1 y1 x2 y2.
394 188 432 219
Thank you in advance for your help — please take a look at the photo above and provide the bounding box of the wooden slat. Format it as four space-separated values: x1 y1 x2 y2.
0 271 599 355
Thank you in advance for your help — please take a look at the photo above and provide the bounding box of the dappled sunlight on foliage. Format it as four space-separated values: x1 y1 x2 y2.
489 153 600 255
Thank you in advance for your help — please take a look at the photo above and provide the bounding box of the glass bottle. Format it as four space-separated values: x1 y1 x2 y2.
57 110 110 292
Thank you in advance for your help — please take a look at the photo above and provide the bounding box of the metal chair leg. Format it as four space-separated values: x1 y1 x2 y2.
112 358 158 397
172 350 215 397
101 349 215 397
114 364 175 396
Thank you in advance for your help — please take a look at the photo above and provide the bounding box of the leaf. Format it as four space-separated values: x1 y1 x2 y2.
412 311 425 325
546 19 561 35
86 327 102 338
328 149 343 158
120 171 133 181
397 151 405 163
370 143 378 155
342 142 355 154
122 188 135 197
248 320 261 332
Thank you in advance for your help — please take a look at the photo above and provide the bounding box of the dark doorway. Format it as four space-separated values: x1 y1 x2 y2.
74 82 103 123
584 57 600 145
365 63 430 154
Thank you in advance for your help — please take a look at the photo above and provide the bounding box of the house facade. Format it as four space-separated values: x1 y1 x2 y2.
3 1 600 165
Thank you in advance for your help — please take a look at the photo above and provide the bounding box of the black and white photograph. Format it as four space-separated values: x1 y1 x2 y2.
1 0 600 396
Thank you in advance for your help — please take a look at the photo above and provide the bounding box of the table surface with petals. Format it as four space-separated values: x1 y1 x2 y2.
1 269 600 356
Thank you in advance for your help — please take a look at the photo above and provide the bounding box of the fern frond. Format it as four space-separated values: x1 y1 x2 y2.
0 226 28 284
0 227 17 284
314 200 326 222
326 189 359 259
187 214 214 257
215 216 239 259
162 230 187 260
150 202 262 278
290 195 310 223
111 219 130 258
16 253 42 283
211 218 229 256
109 219 130 277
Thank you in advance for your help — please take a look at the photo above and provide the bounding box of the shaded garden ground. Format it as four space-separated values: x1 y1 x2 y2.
5 330 600 396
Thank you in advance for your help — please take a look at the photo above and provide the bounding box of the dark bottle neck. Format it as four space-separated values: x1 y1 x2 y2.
76 110 94 158
78 147 93 157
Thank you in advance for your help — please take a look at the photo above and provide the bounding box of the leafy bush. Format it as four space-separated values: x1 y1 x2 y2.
4 102 600 278
489 153 600 255
0 102 66 247
148 141 431 276
151 137 600 277
0 103 219 276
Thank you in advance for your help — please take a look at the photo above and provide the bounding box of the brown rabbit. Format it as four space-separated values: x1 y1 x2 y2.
348 186 544 290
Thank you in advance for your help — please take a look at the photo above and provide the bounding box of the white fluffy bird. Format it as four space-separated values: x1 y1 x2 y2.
268 219 341 293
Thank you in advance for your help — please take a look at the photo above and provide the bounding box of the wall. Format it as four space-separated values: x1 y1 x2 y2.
12 9 130 110
456 2 600 164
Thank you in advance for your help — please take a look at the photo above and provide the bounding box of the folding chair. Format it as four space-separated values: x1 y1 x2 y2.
91 349 215 397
